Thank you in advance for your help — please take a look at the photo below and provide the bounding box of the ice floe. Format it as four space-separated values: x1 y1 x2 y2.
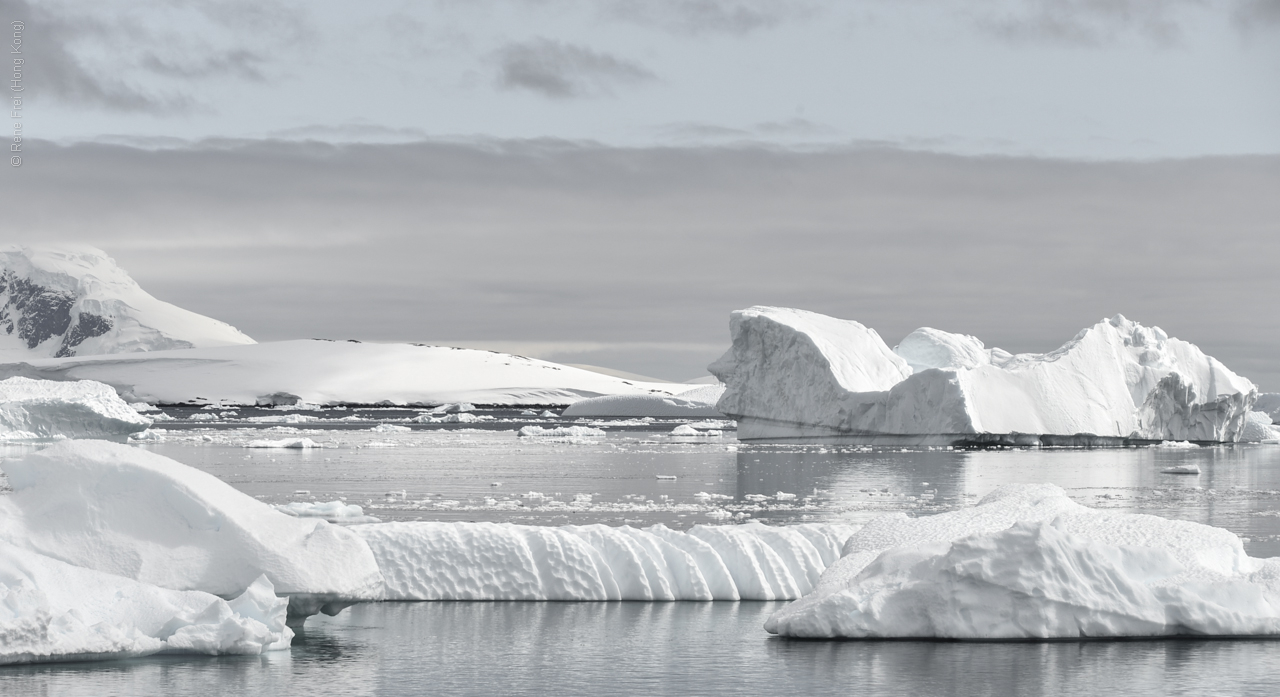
275 501 380 525
0 376 151 440
0 544 292 665
712 307 1258 444
518 425 606 440
0 440 383 620
245 437 322 449
765 483 1280 639
353 521 856 601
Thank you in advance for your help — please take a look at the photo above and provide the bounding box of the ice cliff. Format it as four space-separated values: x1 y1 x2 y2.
765 484 1280 639
711 307 1257 444
0 376 151 440
0 245 255 359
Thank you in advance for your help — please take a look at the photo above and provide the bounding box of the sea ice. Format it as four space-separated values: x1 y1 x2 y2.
0 376 151 440
275 501 381 525
518 425 606 439
0 541 292 665
245 438 322 449
0 440 384 620
353 521 856 601
765 483 1280 639
712 307 1257 444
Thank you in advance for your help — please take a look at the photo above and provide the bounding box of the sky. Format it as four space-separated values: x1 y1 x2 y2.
3 0 1279 385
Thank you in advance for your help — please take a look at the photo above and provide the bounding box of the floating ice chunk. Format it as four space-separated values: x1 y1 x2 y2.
245 438 321 449
765 483 1280 639
0 440 383 621
0 541 291 665
128 402 160 413
562 385 727 418
128 429 166 442
539 410 560 418
352 521 857 601
671 425 698 436
245 414 318 424
1156 440 1199 449
519 409 538 416
370 424 412 433
275 501 380 525
655 475 677 481
517 425 606 439
1161 464 1201 475
0 377 151 440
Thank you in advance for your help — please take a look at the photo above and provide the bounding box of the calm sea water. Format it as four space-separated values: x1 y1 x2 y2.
4 409 1280 695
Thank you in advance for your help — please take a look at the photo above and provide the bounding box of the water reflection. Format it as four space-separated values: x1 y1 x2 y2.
7 602 1279 697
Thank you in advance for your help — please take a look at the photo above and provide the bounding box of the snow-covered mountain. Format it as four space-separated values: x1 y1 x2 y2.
0 245 255 358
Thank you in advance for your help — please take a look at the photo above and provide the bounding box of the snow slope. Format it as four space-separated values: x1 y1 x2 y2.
562 384 727 417
0 340 703 406
0 440 384 620
354 521 856 601
711 307 1257 443
0 555 291 665
765 484 1280 639
0 245 254 359
0 376 151 439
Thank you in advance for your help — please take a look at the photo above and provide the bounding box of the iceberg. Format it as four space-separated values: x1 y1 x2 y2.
0 244 255 360
765 484 1280 639
562 384 727 418
0 376 151 440
0 440 384 621
711 307 1258 444
0 544 291 665
353 521 856 601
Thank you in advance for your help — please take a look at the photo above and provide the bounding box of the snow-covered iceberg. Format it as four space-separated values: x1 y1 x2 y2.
0 440 383 620
0 245 254 359
0 376 151 440
353 521 856 601
0 549 292 665
711 307 1257 444
765 484 1280 639
562 384 727 418
0 340 704 407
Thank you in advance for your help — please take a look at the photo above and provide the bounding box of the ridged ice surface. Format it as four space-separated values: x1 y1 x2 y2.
765 484 1280 639
0 376 151 440
354 520 857 601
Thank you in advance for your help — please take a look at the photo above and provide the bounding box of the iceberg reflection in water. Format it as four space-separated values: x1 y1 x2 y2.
5 602 1280 697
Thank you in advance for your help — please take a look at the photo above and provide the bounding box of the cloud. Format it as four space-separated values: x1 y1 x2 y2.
599 0 818 35
0 0 308 112
10 138 1280 385
493 38 656 98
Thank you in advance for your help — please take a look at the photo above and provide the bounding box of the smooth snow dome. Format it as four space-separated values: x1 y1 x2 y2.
894 328 991 372
354 521 856 601
712 308 1258 443
0 245 255 359
0 376 151 440
0 340 699 406
0 542 292 665
562 384 727 418
765 484 1280 639
0 440 383 616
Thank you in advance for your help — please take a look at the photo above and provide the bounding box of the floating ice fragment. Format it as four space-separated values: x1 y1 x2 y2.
1161 464 1201 475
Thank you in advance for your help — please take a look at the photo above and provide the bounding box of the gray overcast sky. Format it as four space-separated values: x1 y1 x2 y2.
3 1 1279 385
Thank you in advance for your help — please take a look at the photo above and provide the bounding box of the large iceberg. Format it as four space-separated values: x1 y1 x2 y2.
0 245 255 359
0 548 291 664
0 440 384 620
562 384 727 418
353 520 855 601
711 307 1257 444
0 376 151 440
765 484 1280 639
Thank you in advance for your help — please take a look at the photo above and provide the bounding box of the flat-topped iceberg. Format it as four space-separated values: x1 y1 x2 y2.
711 307 1257 444
0 545 291 665
353 520 856 601
0 376 150 440
765 484 1280 639
562 384 727 418
0 440 383 621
